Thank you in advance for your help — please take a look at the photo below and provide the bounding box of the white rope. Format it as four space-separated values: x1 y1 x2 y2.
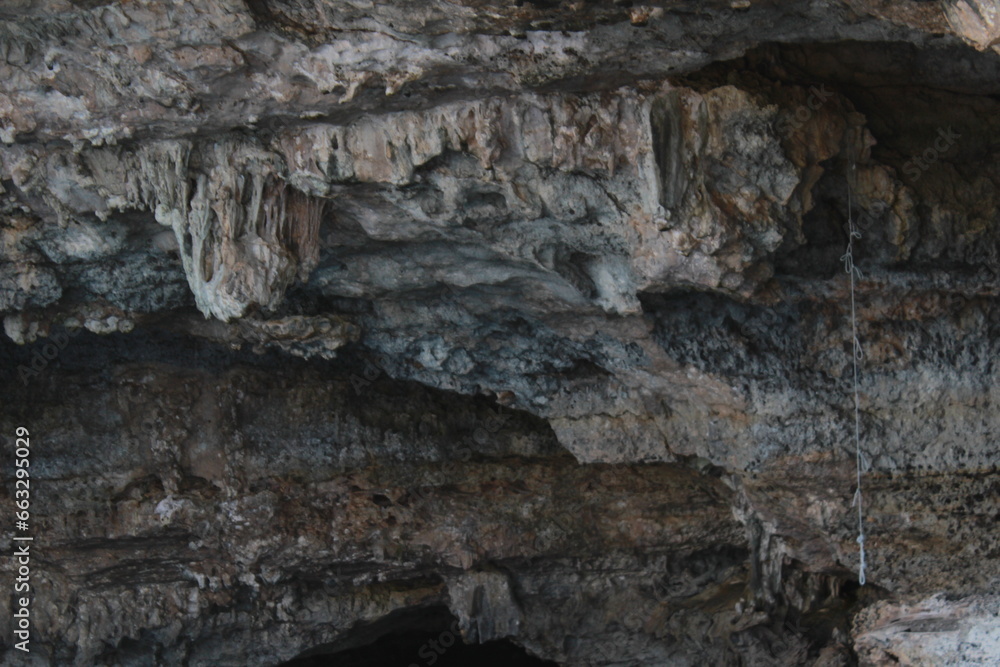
841 160 867 586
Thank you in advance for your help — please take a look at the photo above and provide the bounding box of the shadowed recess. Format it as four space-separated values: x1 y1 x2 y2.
277 605 558 666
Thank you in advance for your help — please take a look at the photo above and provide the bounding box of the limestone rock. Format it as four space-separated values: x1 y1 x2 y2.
2 2 1000 666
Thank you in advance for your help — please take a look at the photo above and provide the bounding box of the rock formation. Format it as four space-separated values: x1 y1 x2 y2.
2 1 1000 665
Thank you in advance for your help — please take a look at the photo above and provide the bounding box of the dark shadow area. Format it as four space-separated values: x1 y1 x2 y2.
678 39 1000 277
277 604 558 667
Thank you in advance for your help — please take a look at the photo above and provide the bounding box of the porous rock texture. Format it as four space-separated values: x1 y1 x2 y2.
2 1 1000 665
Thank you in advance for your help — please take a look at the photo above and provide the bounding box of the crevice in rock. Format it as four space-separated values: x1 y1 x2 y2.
277 604 557 667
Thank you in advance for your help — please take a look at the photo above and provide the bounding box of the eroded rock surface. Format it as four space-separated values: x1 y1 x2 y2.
2 1 1000 665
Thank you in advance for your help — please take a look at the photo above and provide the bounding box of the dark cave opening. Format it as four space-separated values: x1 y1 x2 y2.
676 39 1000 280
277 605 558 667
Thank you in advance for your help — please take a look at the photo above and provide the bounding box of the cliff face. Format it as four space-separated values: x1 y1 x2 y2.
2 1 1000 665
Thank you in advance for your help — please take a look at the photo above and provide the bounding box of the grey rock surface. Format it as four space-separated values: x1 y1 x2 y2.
2 1 1000 665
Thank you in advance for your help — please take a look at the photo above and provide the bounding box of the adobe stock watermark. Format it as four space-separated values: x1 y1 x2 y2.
11 426 34 653
903 126 961 182
15 327 83 385
777 85 836 135
532 502 582 553
348 351 393 396
407 619 463 667
847 125 961 229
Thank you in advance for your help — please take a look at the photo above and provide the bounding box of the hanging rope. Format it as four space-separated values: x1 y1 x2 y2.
841 159 867 586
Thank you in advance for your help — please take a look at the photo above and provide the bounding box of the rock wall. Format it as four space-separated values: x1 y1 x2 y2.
2 1 1000 665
